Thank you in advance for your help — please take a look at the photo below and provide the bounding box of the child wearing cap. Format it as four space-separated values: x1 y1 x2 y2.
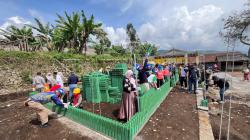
71 88 82 108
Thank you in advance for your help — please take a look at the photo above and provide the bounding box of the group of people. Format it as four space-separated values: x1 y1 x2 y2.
178 63 231 103
28 61 236 125
118 60 235 121
118 59 177 121
26 71 82 128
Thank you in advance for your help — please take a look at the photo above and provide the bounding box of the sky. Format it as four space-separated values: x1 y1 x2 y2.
0 0 249 53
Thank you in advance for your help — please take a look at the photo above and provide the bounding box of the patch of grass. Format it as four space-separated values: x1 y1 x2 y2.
20 71 33 84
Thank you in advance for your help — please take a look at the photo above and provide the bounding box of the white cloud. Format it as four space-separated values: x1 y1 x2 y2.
0 16 32 38
138 4 225 50
104 26 128 46
121 0 134 13
0 16 31 30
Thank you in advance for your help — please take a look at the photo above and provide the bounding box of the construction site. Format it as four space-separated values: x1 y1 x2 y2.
0 1 250 140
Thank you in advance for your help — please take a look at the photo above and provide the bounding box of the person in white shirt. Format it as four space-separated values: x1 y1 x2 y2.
55 72 64 88
32 72 46 92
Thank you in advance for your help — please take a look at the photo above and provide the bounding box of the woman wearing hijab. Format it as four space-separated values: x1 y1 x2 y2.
118 70 137 121
46 73 56 88
56 72 64 88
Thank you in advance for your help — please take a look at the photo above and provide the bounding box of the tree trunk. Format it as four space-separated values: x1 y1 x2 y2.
19 42 22 51
46 37 52 51
79 37 87 54
58 43 65 52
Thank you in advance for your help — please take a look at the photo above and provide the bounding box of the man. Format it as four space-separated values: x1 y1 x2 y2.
212 76 230 103
179 64 188 89
24 88 69 128
68 71 79 101
33 72 46 92
187 64 199 94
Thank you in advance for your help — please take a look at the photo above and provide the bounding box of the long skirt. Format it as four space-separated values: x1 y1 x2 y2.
118 91 137 121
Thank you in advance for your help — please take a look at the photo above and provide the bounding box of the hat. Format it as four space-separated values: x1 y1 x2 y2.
56 88 64 95
73 88 81 95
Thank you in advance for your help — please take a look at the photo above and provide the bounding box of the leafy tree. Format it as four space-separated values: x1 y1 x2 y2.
110 45 127 56
126 23 140 53
0 25 35 51
78 10 102 54
51 27 68 52
221 0 250 58
137 42 158 57
55 11 81 52
54 10 103 54
28 18 53 51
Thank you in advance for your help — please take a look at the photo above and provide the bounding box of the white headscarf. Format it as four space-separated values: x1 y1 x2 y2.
56 72 64 87
46 73 56 85
125 70 136 88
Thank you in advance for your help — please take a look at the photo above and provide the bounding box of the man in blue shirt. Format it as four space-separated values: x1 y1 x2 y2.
25 88 69 128
68 71 79 101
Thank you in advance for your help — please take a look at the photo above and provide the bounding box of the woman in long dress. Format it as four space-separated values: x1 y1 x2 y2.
56 72 64 88
118 70 137 121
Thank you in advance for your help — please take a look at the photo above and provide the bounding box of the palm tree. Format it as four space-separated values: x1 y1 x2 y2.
0 25 35 51
78 10 102 54
55 12 80 52
28 18 53 51
55 10 104 54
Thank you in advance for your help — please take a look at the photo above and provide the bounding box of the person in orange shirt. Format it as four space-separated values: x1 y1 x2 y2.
156 66 164 88
43 83 50 92
163 65 170 82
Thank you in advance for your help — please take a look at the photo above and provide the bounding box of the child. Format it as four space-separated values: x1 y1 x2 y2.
71 88 82 108
147 71 158 89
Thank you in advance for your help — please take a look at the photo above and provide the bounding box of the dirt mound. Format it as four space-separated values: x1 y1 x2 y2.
0 97 92 140
137 86 199 140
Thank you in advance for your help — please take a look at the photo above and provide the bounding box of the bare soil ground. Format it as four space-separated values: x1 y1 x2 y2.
0 97 92 140
80 101 121 121
209 102 250 140
137 86 199 140
208 72 250 140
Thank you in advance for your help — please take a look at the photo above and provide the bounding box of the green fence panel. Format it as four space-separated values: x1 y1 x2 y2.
44 70 179 140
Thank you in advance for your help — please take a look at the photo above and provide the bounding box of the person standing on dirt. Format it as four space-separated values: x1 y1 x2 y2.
163 64 170 82
179 64 188 89
24 88 69 128
187 64 199 94
118 70 137 121
138 58 150 91
212 76 230 103
32 72 46 92
68 71 79 101
156 66 164 88
243 67 250 81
